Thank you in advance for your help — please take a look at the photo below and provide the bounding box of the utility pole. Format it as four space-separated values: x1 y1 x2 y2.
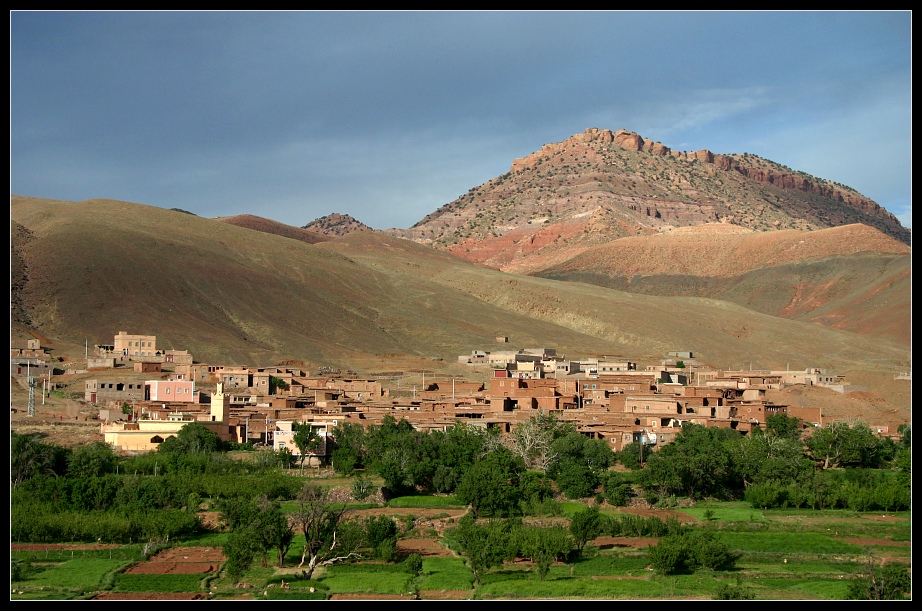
27 361 35 416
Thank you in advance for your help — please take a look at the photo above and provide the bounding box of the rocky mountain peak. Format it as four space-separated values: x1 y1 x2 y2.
390 127 908 272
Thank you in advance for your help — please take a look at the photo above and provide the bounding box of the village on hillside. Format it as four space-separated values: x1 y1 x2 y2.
12 330 896 462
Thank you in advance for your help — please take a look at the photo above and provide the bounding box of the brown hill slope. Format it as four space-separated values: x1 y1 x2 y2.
532 223 909 277
315 231 907 373
388 128 909 273
11 195 907 376
214 214 328 244
534 224 911 347
7 196 657 369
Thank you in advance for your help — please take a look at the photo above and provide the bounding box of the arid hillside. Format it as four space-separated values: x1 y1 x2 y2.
214 214 328 244
10 196 907 377
533 224 911 347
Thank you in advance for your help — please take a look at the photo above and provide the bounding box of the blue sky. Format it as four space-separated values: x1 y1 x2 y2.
11 11 912 230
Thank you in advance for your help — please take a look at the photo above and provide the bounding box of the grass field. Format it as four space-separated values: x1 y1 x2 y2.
10 500 911 600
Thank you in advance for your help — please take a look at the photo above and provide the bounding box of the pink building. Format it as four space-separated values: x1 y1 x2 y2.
145 380 199 403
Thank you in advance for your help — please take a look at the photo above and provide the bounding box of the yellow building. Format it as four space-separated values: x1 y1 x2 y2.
114 331 157 357
101 383 233 452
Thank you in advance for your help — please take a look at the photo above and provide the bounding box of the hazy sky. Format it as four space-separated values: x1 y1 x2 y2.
11 11 912 230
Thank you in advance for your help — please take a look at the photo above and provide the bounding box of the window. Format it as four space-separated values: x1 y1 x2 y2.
165 388 171 394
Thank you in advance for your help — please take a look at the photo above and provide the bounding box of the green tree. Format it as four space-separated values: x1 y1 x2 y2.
365 415 432 493
640 423 734 500
216 496 259 531
454 515 517 585
330 421 367 473
292 422 321 473
648 534 688 575
455 448 525 518
516 524 573 580
548 431 614 499
404 553 423 576
365 515 399 560
429 422 492 493
896 423 911 448
846 558 911 600
331 447 360 475
222 526 262 582
893 446 910 486
67 441 119 479
601 471 633 506
615 441 652 471
714 577 755 600
251 497 295 568
729 432 811 488
519 470 554 505
765 413 804 440
157 422 225 454
556 461 597 499
569 505 605 552
269 376 290 393
807 420 885 469
11 432 69 485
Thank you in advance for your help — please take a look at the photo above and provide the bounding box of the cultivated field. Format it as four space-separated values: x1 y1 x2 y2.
11 497 911 601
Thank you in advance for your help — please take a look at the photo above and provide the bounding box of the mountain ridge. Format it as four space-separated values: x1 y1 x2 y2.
370 128 907 276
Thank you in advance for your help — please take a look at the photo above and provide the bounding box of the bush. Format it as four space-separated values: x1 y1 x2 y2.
404 553 423 576
648 529 739 575
351 476 376 502
847 562 911 600
745 481 787 509
692 532 740 570
331 448 358 475
605 483 633 507
554 462 597 499
648 536 688 574
11 557 31 582
365 515 399 560
714 581 755 599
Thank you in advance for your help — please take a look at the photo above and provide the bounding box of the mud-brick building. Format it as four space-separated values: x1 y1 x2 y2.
85 379 147 404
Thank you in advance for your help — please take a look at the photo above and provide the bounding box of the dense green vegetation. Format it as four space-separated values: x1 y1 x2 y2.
10 415 911 599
